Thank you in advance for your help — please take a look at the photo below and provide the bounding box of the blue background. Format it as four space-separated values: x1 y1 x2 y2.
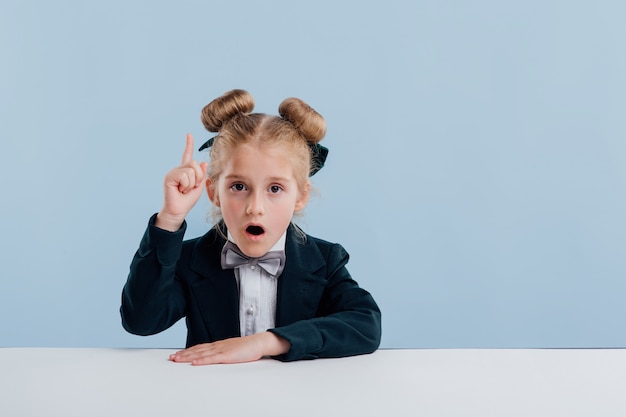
1 0 625 349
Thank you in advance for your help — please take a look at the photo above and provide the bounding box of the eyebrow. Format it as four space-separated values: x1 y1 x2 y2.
224 174 292 183
267 176 292 183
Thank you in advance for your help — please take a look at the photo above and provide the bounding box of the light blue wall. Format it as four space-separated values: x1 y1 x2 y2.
1 0 625 349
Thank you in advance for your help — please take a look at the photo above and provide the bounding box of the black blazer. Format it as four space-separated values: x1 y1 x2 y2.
121 215 381 361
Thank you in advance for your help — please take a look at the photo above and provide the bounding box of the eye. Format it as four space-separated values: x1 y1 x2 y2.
269 185 283 194
230 183 247 192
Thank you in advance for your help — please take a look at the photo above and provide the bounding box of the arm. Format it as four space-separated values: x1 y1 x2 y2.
269 243 382 361
120 215 188 335
121 134 207 335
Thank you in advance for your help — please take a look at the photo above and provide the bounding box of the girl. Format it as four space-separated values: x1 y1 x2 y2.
121 89 381 365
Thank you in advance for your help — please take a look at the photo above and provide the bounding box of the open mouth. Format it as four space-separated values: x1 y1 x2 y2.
246 225 265 236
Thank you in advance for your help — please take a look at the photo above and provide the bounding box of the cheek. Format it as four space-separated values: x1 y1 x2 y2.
219 197 236 212
274 198 300 221
219 200 239 230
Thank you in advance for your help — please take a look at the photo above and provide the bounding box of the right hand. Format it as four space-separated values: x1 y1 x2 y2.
155 134 208 231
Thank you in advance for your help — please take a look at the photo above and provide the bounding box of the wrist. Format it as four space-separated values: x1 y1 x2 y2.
258 331 290 357
155 212 185 232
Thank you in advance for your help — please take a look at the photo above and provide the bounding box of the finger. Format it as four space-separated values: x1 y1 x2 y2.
169 351 193 362
170 344 212 361
188 160 206 188
172 350 214 364
174 166 199 194
181 133 194 164
170 353 194 363
177 171 191 192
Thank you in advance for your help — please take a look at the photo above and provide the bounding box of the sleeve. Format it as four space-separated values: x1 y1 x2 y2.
268 243 382 361
120 214 188 336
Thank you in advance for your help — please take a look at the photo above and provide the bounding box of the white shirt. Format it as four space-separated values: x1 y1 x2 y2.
227 232 286 337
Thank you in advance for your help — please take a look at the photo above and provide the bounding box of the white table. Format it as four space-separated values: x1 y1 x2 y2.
1 348 625 416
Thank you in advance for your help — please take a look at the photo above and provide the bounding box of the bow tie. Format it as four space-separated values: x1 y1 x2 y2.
220 241 285 277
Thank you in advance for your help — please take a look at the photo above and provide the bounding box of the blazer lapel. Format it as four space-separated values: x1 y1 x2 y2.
276 227 328 327
188 230 241 339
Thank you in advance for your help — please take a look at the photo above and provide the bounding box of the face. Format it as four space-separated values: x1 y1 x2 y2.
207 144 309 258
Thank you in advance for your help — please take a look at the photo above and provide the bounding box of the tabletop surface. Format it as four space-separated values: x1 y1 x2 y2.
2 347 625 416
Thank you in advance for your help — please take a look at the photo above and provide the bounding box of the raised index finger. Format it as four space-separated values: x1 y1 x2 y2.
181 133 194 164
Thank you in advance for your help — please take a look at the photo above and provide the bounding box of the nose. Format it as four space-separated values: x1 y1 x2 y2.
246 190 265 216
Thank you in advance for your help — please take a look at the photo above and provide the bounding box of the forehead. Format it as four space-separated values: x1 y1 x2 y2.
222 143 295 179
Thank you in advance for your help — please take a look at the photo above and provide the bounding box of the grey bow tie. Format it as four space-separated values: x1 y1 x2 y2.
220 241 285 276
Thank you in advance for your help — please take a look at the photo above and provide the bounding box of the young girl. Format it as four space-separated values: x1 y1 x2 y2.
121 89 381 365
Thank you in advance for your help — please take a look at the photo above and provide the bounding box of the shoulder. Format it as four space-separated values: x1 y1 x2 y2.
287 225 350 267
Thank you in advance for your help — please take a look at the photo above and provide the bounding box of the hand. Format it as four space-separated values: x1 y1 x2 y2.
156 134 208 231
169 332 291 366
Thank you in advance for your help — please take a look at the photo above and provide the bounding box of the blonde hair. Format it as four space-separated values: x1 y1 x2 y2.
201 89 326 226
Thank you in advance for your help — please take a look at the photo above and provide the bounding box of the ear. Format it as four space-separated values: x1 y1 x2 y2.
206 178 220 207
294 180 311 211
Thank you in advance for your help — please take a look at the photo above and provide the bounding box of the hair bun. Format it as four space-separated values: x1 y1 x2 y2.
201 89 255 132
278 98 326 144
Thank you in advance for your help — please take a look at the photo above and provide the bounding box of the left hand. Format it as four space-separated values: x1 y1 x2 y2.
169 332 290 365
